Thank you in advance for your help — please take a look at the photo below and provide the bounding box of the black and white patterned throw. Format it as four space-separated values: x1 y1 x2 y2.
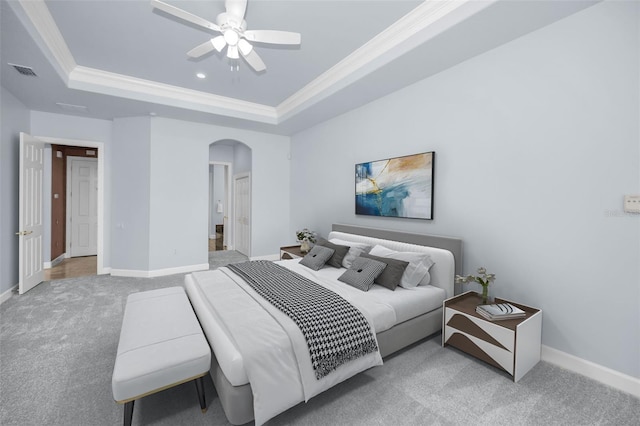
227 260 378 379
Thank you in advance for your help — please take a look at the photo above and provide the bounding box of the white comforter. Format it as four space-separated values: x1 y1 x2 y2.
190 262 383 425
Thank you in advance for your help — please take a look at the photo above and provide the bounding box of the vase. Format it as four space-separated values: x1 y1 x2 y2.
480 285 489 305
300 240 311 253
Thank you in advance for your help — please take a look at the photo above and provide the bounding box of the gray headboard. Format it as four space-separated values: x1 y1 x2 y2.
332 224 463 275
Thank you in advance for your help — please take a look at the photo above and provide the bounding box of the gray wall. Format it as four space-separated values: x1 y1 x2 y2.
111 117 151 271
148 117 289 268
290 1 639 378
0 88 30 295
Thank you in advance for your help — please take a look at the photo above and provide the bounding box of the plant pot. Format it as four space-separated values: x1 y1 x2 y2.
300 240 311 253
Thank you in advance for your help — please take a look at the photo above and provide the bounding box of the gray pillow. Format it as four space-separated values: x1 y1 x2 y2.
337 256 386 292
315 237 350 268
299 245 335 271
361 253 409 291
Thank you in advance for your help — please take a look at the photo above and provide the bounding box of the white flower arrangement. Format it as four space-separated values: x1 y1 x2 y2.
295 228 316 243
455 267 496 304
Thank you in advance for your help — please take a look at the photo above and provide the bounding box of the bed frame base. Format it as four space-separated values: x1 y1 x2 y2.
210 308 443 425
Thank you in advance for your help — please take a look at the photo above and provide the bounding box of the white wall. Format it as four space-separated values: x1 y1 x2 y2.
30 111 113 270
149 117 289 269
0 88 30 295
290 1 639 379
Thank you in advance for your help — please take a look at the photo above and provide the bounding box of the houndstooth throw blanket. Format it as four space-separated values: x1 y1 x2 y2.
227 260 378 379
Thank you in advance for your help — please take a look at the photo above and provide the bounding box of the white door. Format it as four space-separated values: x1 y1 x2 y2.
234 173 251 256
68 157 98 257
18 133 45 294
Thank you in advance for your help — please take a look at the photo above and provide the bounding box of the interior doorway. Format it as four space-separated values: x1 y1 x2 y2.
209 161 231 252
41 138 104 283
208 139 252 260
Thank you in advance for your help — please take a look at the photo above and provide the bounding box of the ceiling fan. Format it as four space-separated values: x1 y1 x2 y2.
151 0 301 72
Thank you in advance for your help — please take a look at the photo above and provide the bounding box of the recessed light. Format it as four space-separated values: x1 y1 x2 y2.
196 72 206 79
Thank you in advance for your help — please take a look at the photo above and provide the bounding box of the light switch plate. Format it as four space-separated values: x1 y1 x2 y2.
624 195 640 213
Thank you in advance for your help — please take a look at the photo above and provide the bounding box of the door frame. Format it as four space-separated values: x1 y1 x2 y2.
233 172 251 257
66 156 98 257
37 137 106 275
209 161 233 250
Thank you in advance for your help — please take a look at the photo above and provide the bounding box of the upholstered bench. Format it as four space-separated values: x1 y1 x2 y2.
112 287 211 426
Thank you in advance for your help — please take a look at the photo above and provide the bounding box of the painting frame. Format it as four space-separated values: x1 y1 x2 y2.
355 151 434 220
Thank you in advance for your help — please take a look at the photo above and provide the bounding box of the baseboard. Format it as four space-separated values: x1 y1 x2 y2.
250 254 279 261
110 263 209 278
0 284 18 305
44 253 66 269
541 345 640 398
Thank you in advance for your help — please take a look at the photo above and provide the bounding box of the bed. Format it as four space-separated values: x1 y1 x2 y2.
184 224 462 425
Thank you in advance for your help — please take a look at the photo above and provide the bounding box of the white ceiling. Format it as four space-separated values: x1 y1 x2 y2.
1 0 599 135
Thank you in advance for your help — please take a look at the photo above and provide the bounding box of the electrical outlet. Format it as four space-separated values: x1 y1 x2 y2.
624 195 640 213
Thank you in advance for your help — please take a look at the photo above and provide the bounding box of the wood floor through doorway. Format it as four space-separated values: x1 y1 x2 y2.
44 256 97 281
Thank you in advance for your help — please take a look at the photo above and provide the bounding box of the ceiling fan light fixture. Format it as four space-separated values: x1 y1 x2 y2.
223 29 239 46
227 45 239 59
212 35 226 52
238 39 253 56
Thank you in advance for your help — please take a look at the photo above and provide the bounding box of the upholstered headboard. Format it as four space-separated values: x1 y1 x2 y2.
329 224 463 299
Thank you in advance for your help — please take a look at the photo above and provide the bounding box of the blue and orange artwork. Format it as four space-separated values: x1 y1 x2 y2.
355 152 433 220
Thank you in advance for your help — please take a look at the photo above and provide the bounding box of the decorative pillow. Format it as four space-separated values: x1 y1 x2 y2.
361 253 409 291
315 237 350 268
338 257 387 292
299 245 335 271
368 245 435 289
329 238 371 268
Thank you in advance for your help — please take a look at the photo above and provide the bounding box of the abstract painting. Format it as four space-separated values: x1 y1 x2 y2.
355 152 434 220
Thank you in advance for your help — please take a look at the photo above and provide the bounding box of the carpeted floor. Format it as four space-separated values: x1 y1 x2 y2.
1 251 638 425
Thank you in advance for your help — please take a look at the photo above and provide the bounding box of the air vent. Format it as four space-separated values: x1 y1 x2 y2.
55 102 89 113
9 63 37 77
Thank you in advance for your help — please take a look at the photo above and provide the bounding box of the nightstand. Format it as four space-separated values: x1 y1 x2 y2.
442 291 542 382
280 245 306 260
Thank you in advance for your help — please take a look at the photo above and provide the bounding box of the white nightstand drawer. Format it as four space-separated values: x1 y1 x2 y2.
444 327 514 375
445 308 515 352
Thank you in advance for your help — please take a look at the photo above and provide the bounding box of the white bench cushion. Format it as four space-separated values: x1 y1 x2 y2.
112 287 211 402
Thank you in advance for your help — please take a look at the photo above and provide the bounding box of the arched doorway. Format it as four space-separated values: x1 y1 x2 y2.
209 140 252 257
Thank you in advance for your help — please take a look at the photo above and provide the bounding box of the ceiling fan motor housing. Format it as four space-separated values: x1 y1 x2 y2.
216 12 247 32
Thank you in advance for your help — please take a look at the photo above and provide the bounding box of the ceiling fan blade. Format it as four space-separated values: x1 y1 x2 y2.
151 0 220 32
187 40 217 58
225 0 247 20
211 35 227 52
243 30 301 45
241 48 266 72
227 45 239 59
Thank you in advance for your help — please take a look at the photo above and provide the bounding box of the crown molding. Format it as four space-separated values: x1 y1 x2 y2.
17 0 76 78
69 66 277 123
15 0 484 126
276 0 482 121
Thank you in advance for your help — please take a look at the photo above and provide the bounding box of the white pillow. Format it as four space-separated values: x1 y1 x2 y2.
329 238 371 268
368 244 434 289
